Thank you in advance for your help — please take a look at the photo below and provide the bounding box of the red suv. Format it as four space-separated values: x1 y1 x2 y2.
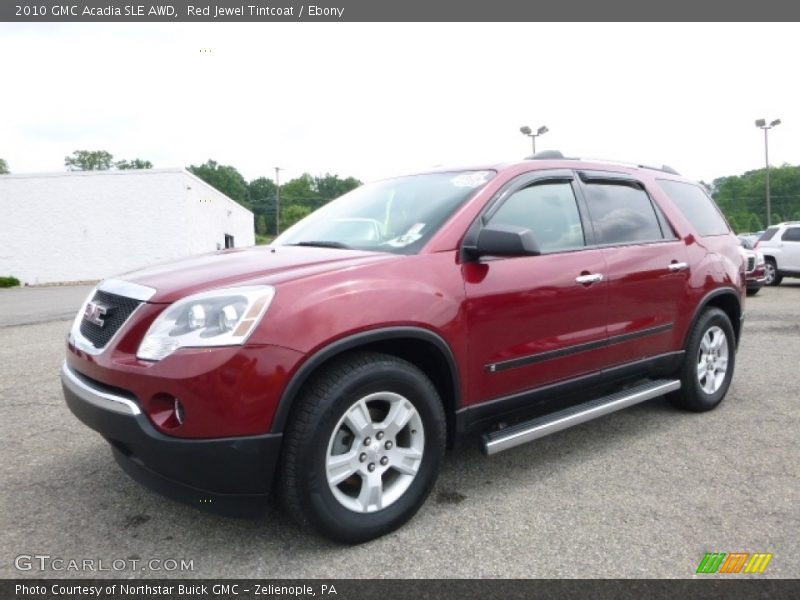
62 153 745 543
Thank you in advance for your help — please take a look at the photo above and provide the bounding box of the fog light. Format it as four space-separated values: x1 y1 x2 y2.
149 393 185 430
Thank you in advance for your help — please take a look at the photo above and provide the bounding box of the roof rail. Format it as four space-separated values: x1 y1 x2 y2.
638 163 681 176
525 150 565 160
522 151 681 175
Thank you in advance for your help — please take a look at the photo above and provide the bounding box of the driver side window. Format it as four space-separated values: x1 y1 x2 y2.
488 182 585 253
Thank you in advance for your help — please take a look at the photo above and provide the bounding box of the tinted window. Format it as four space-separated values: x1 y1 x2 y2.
583 183 663 244
782 227 800 242
488 182 584 253
759 227 779 242
657 179 729 236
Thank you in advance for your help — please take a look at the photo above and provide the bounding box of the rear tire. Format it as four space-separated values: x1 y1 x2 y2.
280 351 446 543
764 259 782 286
669 307 735 412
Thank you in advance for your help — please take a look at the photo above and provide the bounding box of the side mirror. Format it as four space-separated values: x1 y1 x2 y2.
474 224 540 257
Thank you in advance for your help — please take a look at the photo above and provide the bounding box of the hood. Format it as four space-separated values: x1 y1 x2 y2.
119 245 396 303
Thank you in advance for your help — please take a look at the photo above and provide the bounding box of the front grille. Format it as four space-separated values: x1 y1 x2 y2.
79 290 142 349
746 255 756 273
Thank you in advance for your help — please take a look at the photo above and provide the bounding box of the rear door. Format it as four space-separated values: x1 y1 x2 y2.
463 171 610 403
577 171 689 366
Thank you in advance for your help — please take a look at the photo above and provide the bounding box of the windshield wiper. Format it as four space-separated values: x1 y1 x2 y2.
287 240 351 249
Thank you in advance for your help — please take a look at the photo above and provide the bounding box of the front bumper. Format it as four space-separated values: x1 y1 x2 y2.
746 266 767 289
61 362 282 515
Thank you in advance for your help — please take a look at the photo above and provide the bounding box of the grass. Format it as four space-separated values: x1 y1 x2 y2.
255 234 275 246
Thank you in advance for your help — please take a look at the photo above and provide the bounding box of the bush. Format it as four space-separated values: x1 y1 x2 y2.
0 276 21 288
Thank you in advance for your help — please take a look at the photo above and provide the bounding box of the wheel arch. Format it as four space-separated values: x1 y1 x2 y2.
686 288 743 348
271 327 461 443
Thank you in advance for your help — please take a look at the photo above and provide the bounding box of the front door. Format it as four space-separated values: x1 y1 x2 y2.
463 172 610 404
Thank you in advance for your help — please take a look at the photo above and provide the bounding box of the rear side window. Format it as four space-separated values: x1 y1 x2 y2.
782 227 800 242
488 182 585 253
657 179 729 236
583 183 663 245
759 227 779 242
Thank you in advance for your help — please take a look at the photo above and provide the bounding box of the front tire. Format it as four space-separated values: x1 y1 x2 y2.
669 307 736 412
280 351 446 543
764 259 782 286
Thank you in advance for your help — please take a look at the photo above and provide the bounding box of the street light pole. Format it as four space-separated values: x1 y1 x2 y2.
274 166 282 236
765 127 770 227
520 125 549 156
755 118 781 226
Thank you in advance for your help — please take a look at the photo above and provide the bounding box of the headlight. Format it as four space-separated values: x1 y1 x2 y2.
756 251 765 266
137 285 275 361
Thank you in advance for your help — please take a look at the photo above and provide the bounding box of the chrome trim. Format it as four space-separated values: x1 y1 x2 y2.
668 262 689 272
575 273 603 284
98 278 157 302
68 279 155 356
61 361 141 416
69 302 146 356
483 379 680 455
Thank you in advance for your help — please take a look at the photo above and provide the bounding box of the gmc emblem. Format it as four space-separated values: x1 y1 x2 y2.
84 301 111 327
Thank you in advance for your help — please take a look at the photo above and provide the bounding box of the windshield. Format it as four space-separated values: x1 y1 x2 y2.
274 170 495 254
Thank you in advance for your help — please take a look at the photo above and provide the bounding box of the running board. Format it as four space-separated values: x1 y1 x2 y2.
482 379 681 456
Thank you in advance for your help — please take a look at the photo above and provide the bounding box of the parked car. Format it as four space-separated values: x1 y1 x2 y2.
741 245 766 295
755 221 800 286
61 152 745 543
738 232 762 250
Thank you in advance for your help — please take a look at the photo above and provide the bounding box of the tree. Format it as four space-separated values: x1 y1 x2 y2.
187 160 248 204
116 158 153 170
314 173 362 201
248 177 277 215
64 150 115 171
713 164 800 232
0 158 9 174
280 204 312 231
280 173 321 206
255 214 270 235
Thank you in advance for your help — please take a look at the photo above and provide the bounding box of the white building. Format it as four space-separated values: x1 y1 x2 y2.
0 168 255 285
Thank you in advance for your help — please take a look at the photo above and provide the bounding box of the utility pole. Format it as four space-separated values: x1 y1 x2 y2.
274 166 282 236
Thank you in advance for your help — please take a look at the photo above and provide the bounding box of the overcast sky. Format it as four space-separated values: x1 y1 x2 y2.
1 23 798 185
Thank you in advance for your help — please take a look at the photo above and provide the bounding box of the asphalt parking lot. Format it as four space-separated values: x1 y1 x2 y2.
1 283 798 579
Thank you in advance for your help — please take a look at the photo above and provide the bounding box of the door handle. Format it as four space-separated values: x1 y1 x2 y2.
668 262 689 272
575 273 603 285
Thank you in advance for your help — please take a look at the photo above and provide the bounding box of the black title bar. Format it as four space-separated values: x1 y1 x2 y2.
2 0 800 22
4 579 800 600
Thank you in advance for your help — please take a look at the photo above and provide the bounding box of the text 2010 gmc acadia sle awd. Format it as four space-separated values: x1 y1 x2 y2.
62 153 745 543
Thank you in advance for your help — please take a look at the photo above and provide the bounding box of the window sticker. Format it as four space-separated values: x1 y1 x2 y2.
451 171 492 188
385 223 426 247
